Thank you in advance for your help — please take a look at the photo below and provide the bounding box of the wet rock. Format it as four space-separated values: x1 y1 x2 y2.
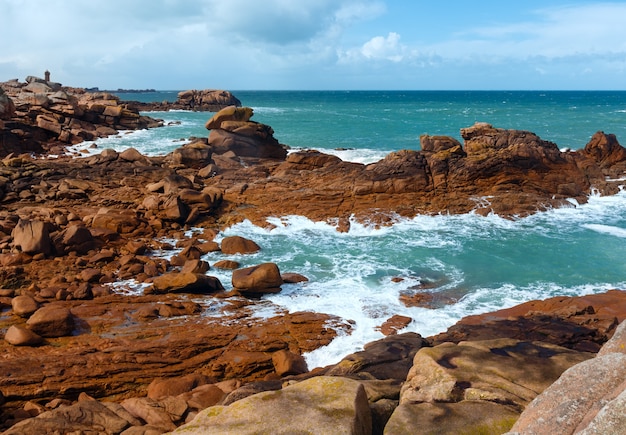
377 314 412 336
231 263 283 294
281 272 309 283
220 235 260 254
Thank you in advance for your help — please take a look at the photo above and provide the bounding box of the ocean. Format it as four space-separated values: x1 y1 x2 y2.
91 91 626 369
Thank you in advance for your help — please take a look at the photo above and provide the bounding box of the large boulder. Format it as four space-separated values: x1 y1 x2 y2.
220 235 260 254
11 295 39 317
52 224 96 255
4 325 43 346
207 106 287 160
205 106 253 129
150 272 224 295
386 338 592 435
232 263 283 294
326 332 428 381
430 290 626 352
168 140 212 168
11 219 53 256
176 89 241 112
26 305 74 337
172 376 372 435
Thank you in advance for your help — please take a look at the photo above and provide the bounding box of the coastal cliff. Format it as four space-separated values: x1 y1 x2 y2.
0 89 625 433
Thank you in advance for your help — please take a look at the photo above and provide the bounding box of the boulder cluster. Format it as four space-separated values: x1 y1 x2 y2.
0 83 625 433
125 89 242 112
0 76 163 156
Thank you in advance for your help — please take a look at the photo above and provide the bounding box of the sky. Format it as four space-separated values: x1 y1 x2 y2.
1 0 626 90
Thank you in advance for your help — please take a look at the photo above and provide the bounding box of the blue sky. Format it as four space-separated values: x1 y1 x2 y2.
1 0 625 90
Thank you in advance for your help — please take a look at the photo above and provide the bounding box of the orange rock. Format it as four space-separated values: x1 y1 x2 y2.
377 314 412 336
231 263 283 294
221 235 261 254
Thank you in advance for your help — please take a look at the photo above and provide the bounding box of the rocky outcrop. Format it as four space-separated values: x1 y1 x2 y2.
0 76 163 157
203 123 626 229
385 339 591 434
206 106 288 159
429 290 626 352
125 89 241 112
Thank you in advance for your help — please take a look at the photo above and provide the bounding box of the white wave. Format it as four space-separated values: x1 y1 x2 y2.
252 106 286 114
286 146 388 164
582 223 626 238
303 279 625 369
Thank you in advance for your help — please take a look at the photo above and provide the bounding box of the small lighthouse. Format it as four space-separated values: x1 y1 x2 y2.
44 70 50 82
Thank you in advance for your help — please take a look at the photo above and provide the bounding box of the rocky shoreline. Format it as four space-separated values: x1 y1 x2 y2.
1 80 625 434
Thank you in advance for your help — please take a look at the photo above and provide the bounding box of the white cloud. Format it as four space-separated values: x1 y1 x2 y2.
1 1 625 89
362 32 403 61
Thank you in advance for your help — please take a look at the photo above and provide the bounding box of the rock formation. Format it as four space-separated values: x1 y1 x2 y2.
200 111 626 229
124 89 241 112
0 76 163 157
206 106 288 159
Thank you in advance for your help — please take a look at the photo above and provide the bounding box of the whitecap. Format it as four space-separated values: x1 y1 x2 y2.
582 223 626 238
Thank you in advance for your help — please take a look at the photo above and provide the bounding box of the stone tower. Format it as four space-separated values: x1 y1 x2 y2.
44 70 50 82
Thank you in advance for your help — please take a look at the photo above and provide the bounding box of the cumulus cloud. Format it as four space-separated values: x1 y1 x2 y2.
361 32 403 61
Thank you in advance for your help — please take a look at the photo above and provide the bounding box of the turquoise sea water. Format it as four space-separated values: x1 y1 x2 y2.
99 91 626 368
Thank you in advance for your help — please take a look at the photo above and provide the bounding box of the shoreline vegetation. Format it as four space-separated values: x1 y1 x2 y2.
0 76 625 434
